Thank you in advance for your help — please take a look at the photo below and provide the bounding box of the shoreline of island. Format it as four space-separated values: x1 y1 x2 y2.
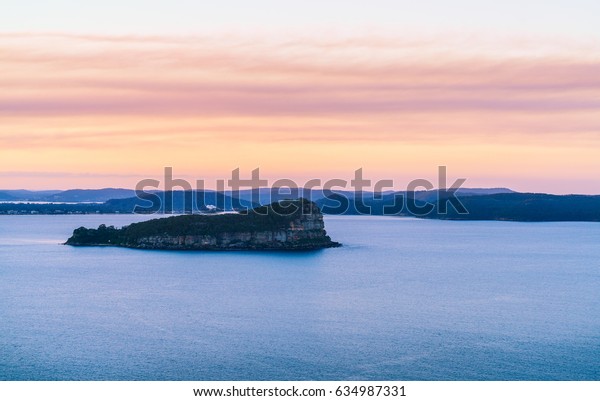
65 199 341 251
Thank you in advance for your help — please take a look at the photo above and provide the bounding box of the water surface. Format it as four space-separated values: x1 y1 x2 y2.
1 215 599 380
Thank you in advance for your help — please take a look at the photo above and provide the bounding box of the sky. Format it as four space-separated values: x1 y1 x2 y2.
1 1 600 193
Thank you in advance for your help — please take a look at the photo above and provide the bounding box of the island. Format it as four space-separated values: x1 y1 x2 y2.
65 199 341 250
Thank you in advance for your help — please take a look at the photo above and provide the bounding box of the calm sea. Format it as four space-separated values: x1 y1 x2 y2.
0 215 599 380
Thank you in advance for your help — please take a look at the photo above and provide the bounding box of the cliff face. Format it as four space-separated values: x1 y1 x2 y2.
66 199 340 250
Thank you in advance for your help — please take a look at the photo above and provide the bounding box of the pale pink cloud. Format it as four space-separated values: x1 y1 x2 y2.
1 32 600 194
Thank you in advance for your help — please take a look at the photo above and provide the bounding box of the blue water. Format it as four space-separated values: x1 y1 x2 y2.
0 215 599 380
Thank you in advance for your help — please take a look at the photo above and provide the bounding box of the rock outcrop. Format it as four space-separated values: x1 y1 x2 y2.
65 199 340 250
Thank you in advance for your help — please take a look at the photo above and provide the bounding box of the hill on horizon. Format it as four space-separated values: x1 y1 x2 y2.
0 186 515 203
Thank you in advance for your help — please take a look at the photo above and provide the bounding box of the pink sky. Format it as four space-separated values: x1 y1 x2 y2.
1 33 600 193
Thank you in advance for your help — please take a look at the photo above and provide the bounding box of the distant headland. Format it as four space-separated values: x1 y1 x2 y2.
3 187 600 222
65 199 341 251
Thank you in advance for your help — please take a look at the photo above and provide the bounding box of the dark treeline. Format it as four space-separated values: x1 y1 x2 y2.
2 190 600 222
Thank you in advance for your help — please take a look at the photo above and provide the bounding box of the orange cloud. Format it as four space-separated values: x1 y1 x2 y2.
1 33 599 192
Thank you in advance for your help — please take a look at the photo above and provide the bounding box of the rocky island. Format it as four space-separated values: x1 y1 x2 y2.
65 199 340 250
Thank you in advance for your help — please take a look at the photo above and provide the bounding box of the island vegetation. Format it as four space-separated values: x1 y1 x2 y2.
65 199 340 250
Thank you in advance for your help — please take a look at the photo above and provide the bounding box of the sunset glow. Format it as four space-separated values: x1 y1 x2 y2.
2 3 600 193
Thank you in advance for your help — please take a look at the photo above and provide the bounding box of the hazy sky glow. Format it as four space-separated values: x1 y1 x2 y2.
1 2 600 192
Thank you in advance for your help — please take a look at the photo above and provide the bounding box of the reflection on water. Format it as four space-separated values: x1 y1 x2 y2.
0 215 599 380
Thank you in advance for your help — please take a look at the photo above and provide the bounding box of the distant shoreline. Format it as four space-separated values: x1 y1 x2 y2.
2 189 600 222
